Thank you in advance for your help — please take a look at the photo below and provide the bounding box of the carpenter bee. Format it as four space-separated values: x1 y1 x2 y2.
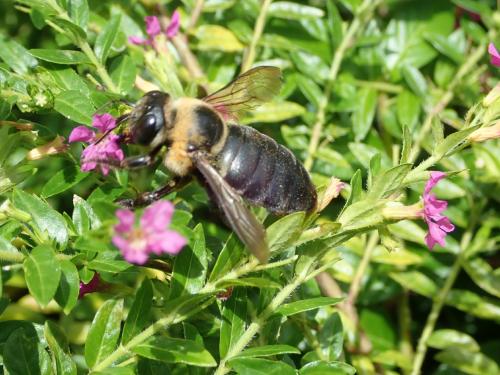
103 67 317 263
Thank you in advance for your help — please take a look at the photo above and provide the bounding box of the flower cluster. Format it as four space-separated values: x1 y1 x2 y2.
112 200 186 265
79 273 101 298
129 11 180 46
420 172 455 250
488 43 500 67
68 114 124 175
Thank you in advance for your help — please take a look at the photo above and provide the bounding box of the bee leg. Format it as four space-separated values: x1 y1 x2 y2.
119 146 162 169
117 176 192 208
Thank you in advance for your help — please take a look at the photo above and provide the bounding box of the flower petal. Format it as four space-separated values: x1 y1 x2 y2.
92 113 116 133
115 209 135 233
69 126 95 143
488 43 500 67
141 200 174 231
145 16 161 37
129 36 148 45
166 10 180 38
113 235 150 265
146 230 187 255
79 273 100 298
424 171 446 195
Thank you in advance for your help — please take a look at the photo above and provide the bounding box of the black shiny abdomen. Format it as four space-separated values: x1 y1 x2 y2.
216 125 316 215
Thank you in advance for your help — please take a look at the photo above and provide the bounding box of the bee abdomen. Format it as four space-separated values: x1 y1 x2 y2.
216 125 316 215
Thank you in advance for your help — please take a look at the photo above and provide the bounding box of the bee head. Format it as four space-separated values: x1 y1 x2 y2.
129 91 170 146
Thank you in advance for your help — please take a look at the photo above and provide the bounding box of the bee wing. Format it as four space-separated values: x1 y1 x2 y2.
203 66 282 120
193 152 269 263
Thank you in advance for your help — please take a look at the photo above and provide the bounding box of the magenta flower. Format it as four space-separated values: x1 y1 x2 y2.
488 43 500 67
69 114 124 175
129 11 180 46
112 201 187 265
420 172 455 250
79 273 101 298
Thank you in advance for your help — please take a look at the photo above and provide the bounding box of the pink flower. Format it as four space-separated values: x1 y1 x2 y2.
112 201 187 265
69 114 124 175
128 11 180 46
79 273 101 298
420 172 455 250
488 43 500 67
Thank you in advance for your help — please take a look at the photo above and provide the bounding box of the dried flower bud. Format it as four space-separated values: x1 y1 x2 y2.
467 121 500 142
26 136 68 160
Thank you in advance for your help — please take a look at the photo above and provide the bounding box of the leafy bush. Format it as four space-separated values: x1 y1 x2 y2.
0 0 499 374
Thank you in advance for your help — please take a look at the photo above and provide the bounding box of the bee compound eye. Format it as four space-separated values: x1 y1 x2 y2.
144 114 156 128
187 144 197 152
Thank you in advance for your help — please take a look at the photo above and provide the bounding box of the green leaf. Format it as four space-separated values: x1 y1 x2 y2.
72 195 101 234
435 126 479 157
133 337 217 367
402 65 427 98
94 14 121 63
194 25 244 52
300 361 356 375
353 88 377 141
463 257 500 298
24 244 62 307
47 65 90 95
54 259 79 314
29 49 91 65
170 224 208 299
326 1 343 49
13 189 69 247
0 35 38 74
269 2 324 20
85 299 123 368
41 165 89 198
267 212 305 253
424 33 464 64
400 125 412 163
428 329 480 351
110 55 136 95
122 278 153 345
209 234 245 282
54 90 95 125
219 277 282 289
243 101 306 123
435 347 499 375
277 297 343 316
67 0 89 31
389 271 437 297
396 90 421 130
87 258 132 273
234 345 300 359
318 313 343 360
3 328 51 375
367 164 412 200
44 321 77 375
229 358 296 375
220 287 247 358
446 289 500 320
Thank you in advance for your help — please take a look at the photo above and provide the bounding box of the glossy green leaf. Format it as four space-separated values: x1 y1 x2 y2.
44 321 77 375
235 344 300 358
85 299 123 368
54 259 79 314
170 224 208 298
389 271 437 297
41 165 89 198
54 90 95 125
352 88 377 141
23 244 61 307
300 361 356 375
243 101 306 123
209 234 245 282
29 49 91 64
47 65 90 94
94 14 121 62
424 33 464 64
402 65 427 98
0 35 38 74
3 328 51 375
13 189 69 246
396 90 421 130
195 25 244 52
219 277 282 289
122 278 153 344
267 211 305 253
446 290 500 320
318 313 343 360
367 164 412 200
229 357 296 375
277 297 343 316
220 287 247 358
435 347 499 375
269 2 324 20
67 0 89 31
87 258 132 273
463 257 500 298
428 329 480 351
110 55 136 95
133 337 217 367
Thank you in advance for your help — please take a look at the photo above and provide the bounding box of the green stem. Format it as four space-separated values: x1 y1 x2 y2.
241 0 273 72
408 43 487 162
399 290 414 375
304 0 381 171
410 254 462 375
78 41 119 94
214 274 305 375
0 250 24 263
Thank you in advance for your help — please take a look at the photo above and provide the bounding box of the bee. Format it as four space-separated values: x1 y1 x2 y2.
103 67 317 263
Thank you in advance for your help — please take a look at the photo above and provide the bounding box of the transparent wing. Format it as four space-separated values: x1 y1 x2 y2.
193 152 269 263
203 66 282 120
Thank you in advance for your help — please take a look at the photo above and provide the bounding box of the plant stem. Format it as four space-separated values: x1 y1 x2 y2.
241 0 273 72
408 43 486 162
410 254 462 375
304 0 381 171
78 41 119 94
214 274 305 374
0 250 24 263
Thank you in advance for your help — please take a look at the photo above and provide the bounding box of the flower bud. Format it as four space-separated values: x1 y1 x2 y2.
483 83 500 107
467 121 500 142
27 136 68 160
